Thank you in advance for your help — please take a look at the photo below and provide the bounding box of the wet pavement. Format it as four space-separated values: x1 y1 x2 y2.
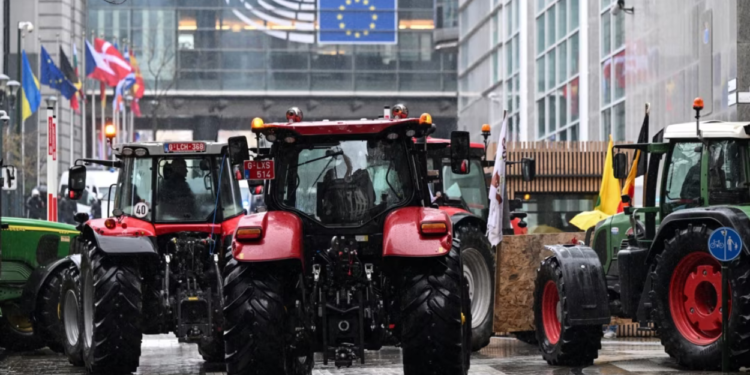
0 335 745 374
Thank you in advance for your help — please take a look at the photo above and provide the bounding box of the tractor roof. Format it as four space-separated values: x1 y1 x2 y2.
254 118 428 136
114 141 227 156
664 121 750 140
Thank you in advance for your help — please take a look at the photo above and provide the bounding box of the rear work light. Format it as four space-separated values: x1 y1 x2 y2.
421 222 447 235
236 227 263 241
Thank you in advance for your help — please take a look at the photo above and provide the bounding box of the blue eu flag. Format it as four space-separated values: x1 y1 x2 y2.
318 0 397 44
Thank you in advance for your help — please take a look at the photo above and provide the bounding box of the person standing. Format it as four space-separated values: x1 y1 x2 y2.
26 189 45 219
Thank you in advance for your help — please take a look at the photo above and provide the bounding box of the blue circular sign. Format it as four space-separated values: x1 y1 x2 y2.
708 227 743 262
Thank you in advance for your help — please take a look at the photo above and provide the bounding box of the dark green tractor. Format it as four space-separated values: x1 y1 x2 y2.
533 103 750 370
0 217 79 352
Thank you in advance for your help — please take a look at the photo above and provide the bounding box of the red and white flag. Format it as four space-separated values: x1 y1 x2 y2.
486 111 508 246
85 38 131 87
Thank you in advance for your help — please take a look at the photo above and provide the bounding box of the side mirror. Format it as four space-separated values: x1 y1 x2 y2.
450 131 471 175
68 165 87 200
613 152 629 179
521 158 536 182
227 136 250 167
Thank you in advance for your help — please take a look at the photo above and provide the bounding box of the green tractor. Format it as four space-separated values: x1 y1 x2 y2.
533 101 750 370
0 217 79 352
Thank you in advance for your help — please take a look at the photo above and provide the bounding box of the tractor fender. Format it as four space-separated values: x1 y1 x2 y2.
19 254 81 316
647 206 750 263
232 211 304 264
383 207 453 257
81 224 159 256
542 245 611 326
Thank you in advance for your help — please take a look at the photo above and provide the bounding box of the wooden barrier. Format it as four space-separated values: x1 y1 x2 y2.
485 141 633 199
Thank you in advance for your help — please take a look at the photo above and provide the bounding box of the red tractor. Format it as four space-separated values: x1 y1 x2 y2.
424 133 534 350
223 106 472 374
64 141 244 374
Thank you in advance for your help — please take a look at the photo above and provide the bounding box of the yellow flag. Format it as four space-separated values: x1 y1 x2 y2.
570 135 621 230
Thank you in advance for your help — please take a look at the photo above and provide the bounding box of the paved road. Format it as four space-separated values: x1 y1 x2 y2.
0 335 744 374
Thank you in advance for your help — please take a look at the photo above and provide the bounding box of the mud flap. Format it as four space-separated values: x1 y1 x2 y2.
543 245 610 326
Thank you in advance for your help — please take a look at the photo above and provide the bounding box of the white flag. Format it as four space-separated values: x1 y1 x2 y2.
486 112 508 246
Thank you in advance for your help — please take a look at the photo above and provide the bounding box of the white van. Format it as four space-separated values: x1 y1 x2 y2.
59 169 119 218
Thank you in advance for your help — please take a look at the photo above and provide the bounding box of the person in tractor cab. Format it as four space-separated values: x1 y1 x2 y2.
158 158 196 217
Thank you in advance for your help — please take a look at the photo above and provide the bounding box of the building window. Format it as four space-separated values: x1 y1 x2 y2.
535 0 580 141
600 0 626 140
502 0 521 141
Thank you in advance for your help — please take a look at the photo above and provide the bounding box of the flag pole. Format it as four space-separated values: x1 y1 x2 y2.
81 37 86 159
37 37 41 188
100 33 106 160
90 30 96 159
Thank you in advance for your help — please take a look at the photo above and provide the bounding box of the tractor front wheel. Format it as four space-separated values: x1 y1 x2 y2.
81 244 143 374
533 257 601 366
32 268 65 353
652 225 750 370
60 263 83 366
198 263 225 363
222 259 312 375
400 240 470 375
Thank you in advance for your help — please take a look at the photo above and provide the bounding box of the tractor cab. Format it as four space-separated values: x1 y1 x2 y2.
69 141 244 226
425 138 490 219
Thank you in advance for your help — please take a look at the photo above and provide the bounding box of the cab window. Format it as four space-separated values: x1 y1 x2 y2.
708 140 750 205
664 142 701 213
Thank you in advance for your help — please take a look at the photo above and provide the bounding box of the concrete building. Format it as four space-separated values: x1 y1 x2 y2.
86 0 458 145
1 0 86 207
456 0 743 144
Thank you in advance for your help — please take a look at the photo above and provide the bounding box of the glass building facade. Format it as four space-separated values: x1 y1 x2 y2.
87 0 457 95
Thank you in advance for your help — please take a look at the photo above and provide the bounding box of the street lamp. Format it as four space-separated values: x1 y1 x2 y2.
6 81 20 110
0 74 9 107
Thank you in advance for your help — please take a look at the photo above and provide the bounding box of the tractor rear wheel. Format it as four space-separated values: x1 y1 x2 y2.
81 244 143 374
400 240 470 375
32 267 65 353
533 256 601 366
223 259 312 375
60 263 83 366
198 263 225 363
651 225 750 370
0 302 44 351
457 225 494 351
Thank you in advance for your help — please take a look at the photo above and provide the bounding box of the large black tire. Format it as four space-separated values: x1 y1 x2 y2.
400 240 470 375
223 259 312 375
0 302 44 351
198 263 225 363
32 268 65 353
651 224 750 370
141 275 167 335
534 256 601 366
457 225 494 351
60 263 84 366
81 244 143 374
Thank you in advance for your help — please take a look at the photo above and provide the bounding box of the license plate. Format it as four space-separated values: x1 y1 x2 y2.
244 160 275 180
164 142 206 153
